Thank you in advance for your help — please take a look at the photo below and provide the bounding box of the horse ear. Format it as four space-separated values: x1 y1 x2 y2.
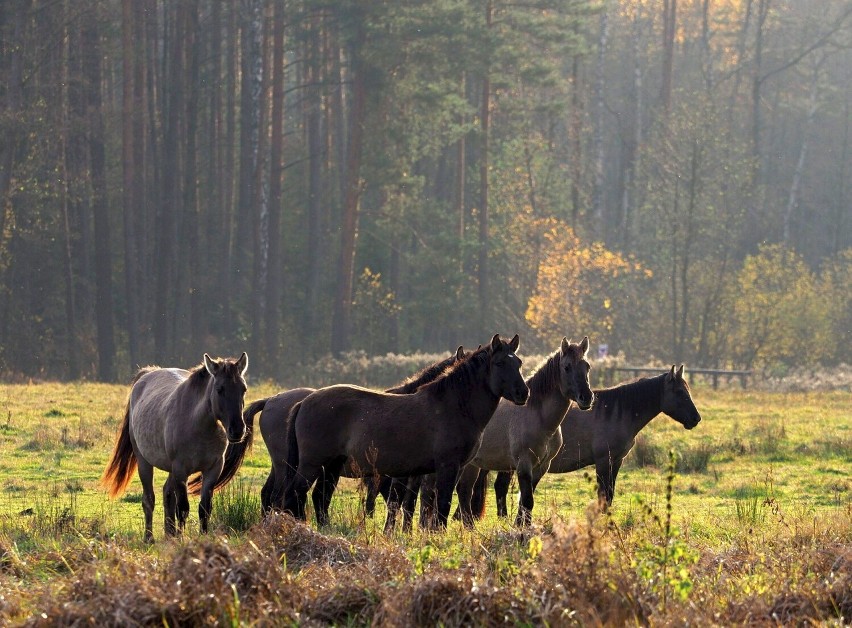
676 364 684 379
668 365 676 379
508 333 520 353
203 353 218 375
455 346 465 360
490 334 501 352
561 337 570 355
579 336 590 355
237 352 249 375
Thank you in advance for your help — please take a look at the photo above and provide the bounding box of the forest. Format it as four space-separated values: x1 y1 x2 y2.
1 0 851 382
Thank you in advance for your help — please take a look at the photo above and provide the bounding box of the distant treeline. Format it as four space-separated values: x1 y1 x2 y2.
0 0 850 381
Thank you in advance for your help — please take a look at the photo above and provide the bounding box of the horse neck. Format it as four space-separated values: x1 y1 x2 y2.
600 375 665 435
526 353 571 432
431 353 500 430
179 368 216 423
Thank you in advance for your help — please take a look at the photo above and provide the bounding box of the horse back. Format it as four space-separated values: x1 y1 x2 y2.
128 367 191 471
294 384 460 477
258 388 315 468
551 399 636 473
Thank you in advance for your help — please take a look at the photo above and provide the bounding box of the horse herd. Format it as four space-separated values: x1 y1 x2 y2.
101 334 702 542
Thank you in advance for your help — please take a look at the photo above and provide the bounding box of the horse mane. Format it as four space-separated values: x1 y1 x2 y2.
425 345 490 397
388 352 459 394
185 363 210 390
525 352 560 405
594 373 667 416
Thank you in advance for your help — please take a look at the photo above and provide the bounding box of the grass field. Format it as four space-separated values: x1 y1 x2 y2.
0 378 849 625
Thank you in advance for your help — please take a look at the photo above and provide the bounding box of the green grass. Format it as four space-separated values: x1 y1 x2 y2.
0 381 849 624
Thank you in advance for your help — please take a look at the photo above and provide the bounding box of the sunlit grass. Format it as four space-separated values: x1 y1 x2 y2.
0 380 848 623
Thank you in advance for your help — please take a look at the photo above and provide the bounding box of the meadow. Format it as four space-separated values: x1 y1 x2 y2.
0 372 849 625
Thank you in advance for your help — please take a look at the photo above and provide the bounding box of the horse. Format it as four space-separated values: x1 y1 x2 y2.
247 346 468 515
101 353 250 542
449 337 594 528
283 334 529 528
491 365 701 518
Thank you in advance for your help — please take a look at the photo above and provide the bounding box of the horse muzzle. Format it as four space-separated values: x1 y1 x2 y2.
683 414 702 430
227 427 247 444
576 392 595 411
510 386 530 406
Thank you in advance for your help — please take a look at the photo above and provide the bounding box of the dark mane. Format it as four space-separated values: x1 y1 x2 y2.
525 352 561 405
425 346 490 398
594 373 666 417
388 352 459 394
186 363 210 390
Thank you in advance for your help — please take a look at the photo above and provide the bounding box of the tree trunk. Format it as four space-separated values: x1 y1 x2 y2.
264 0 286 375
154 3 183 359
660 0 677 113
477 1 492 325
0 0 27 241
784 58 821 245
591 5 608 237
121 0 141 372
305 21 324 341
234 0 263 339
251 7 271 367
60 0 79 380
331 12 367 355
83 8 116 381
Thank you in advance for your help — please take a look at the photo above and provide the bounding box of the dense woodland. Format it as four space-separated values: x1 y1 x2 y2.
1 0 850 382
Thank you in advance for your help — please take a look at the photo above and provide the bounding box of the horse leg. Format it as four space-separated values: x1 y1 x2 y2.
198 468 222 534
435 464 461 529
176 476 190 533
162 475 178 537
261 470 275 515
470 469 489 520
401 475 422 533
419 475 437 530
515 458 534 527
383 478 406 535
454 465 479 528
596 455 622 510
494 471 512 518
365 475 390 517
312 459 344 527
285 462 320 522
137 458 156 543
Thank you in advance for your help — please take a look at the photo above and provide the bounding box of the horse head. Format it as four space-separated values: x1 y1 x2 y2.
487 333 529 406
661 364 701 429
204 352 249 443
559 336 594 410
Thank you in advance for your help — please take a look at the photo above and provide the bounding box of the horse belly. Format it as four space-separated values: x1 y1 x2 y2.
130 408 172 471
345 423 436 477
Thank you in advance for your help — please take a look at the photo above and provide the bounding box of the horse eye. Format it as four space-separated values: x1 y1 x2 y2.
217 385 224 394
564 365 572 372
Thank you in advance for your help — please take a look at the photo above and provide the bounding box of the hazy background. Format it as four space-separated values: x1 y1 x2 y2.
1 0 850 381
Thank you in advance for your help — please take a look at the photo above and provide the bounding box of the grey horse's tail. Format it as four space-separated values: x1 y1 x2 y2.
188 398 264 496
101 368 152 497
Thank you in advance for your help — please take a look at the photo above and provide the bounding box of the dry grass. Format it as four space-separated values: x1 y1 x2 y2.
0 504 847 627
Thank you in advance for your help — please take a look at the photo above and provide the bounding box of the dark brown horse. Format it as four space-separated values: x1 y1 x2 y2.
248 347 467 514
491 365 701 517
390 337 595 532
454 337 594 527
101 354 250 542
283 334 529 528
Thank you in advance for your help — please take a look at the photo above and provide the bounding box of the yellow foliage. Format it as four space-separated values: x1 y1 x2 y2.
525 224 650 344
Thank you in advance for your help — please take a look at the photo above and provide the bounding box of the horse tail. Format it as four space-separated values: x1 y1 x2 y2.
283 401 302 487
100 370 151 497
471 469 489 520
188 399 263 497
